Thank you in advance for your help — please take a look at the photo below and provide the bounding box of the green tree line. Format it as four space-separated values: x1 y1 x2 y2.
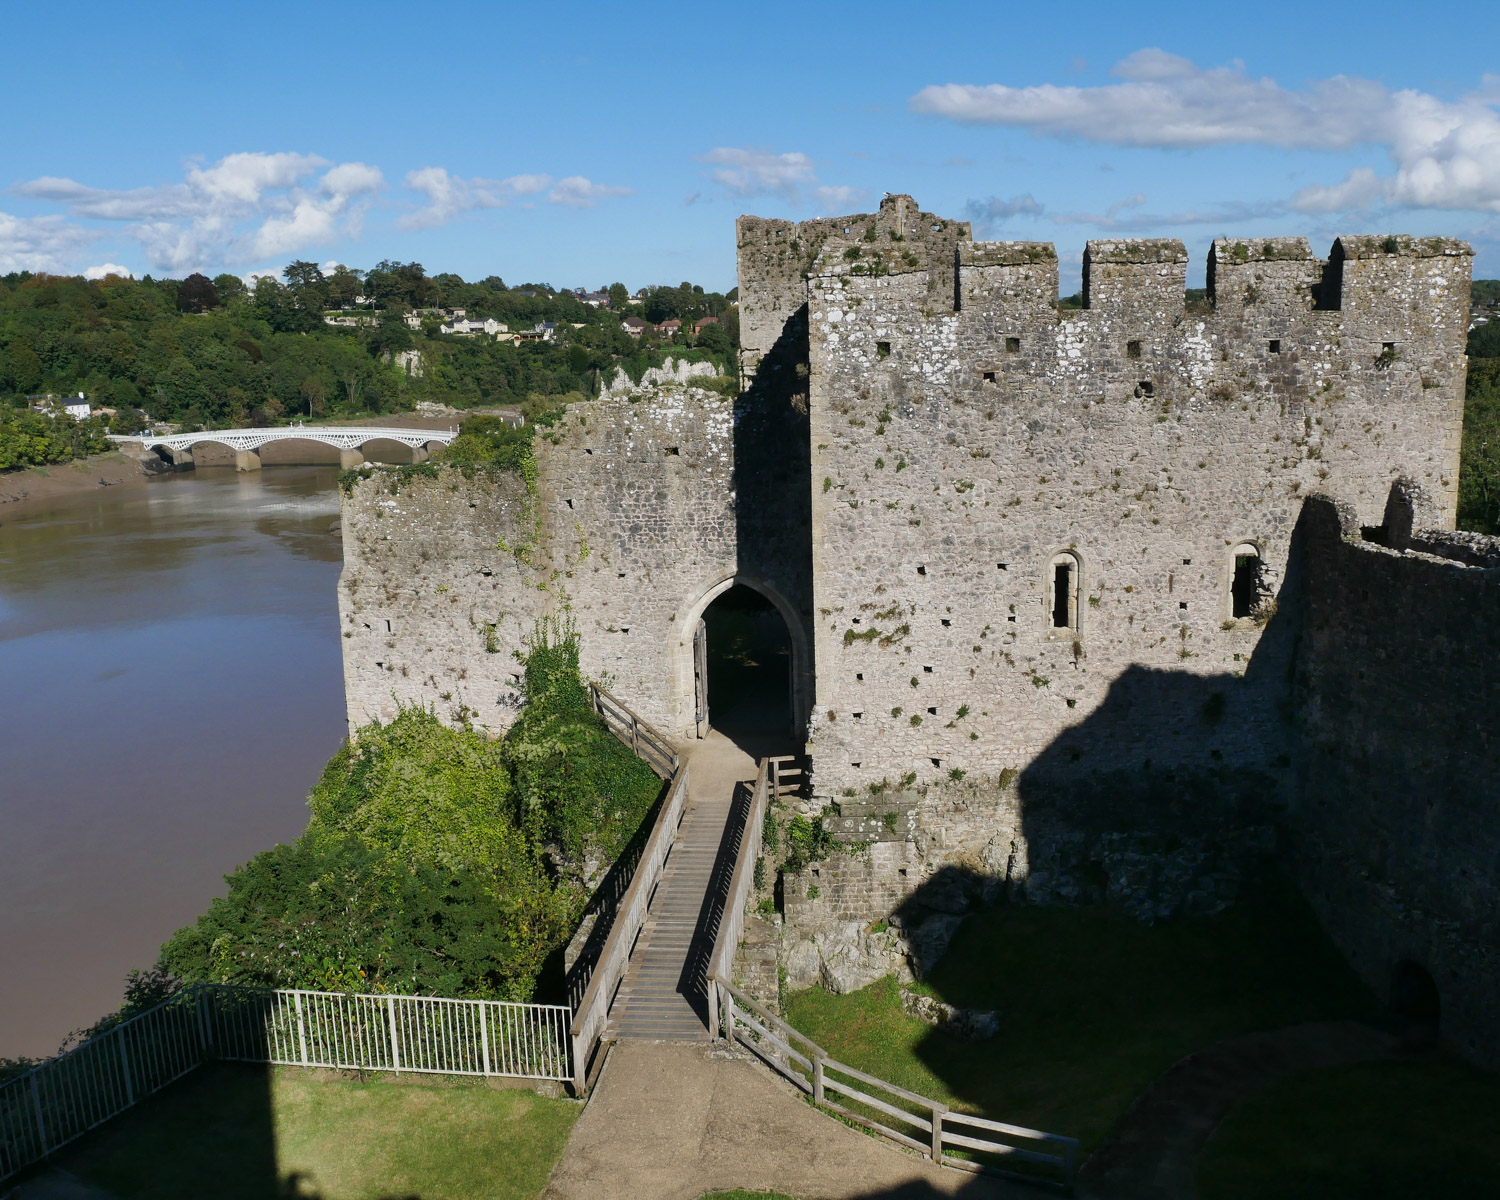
0 262 737 448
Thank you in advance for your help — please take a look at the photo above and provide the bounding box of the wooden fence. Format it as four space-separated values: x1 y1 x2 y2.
0 985 572 1182
590 684 678 780
713 980 1077 1189
703 753 1076 1189
704 753 803 1038
568 762 691 1093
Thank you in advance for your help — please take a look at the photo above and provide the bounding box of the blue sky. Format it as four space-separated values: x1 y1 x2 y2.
4 0 1498 292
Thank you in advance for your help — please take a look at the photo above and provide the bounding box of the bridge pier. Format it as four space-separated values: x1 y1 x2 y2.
235 449 262 472
340 447 365 470
158 445 195 471
409 445 431 464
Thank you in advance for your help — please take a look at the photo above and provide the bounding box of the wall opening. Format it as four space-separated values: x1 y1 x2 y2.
696 584 793 740
1391 960 1440 1036
1231 544 1262 619
1049 553 1079 631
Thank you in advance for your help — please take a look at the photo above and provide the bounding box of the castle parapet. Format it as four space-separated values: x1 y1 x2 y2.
1207 238 1322 317
1328 235 1472 346
1082 239 1188 323
958 242 1059 322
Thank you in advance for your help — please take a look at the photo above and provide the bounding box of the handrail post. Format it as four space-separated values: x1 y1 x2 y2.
30 1072 49 1154
931 1101 947 1161
479 1003 491 1077
386 996 401 1074
571 1033 586 1096
117 1026 135 1106
294 991 309 1067
725 994 736 1043
195 983 213 1059
813 1052 825 1106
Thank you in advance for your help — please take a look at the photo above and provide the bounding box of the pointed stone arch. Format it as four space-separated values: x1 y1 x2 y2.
672 572 812 742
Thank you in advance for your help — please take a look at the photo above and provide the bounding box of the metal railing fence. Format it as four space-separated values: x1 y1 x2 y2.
0 984 571 1182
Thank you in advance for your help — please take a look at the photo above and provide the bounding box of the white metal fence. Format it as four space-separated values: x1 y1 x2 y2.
0 984 571 1182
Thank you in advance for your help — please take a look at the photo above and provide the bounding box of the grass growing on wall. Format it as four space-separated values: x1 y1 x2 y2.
784 878 1377 1153
49 1063 578 1200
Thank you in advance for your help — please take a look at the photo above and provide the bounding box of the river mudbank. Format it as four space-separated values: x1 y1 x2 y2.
0 450 161 510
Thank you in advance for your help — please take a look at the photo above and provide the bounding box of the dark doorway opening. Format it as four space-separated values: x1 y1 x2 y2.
1231 550 1261 619
1391 960 1441 1040
697 585 793 743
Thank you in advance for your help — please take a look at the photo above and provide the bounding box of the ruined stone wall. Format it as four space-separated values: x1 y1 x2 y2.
338 372 813 739
1293 494 1500 1067
800 201 1470 798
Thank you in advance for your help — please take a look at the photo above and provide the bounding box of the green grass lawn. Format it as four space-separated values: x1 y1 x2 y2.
1197 1055 1500 1199
47 1063 579 1200
784 879 1378 1153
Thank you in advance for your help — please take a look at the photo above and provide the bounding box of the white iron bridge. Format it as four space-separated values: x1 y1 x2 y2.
109 425 460 470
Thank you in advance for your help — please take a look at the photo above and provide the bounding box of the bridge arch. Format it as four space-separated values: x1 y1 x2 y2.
672 572 811 744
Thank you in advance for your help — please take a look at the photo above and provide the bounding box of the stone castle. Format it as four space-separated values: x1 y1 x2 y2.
336 196 1497 1067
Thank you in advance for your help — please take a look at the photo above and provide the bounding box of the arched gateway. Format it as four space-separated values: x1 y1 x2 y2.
673 574 811 743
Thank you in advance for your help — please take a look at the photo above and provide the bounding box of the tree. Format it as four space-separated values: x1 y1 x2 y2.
608 282 629 310
300 375 327 418
283 261 328 312
212 273 246 305
176 273 218 313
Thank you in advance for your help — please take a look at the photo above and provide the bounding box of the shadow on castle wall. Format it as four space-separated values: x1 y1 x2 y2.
732 302 815 741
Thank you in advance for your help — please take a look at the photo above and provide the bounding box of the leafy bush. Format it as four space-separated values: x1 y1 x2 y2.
0 410 111 470
159 830 567 999
442 414 536 472
158 626 661 1003
506 620 662 864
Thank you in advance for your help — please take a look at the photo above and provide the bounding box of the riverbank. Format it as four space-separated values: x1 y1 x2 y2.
0 451 159 510
0 413 466 515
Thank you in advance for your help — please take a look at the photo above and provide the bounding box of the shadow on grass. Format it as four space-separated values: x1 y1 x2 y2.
28 1063 577 1200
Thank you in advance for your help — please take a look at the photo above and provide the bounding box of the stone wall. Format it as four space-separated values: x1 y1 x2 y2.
1293 492 1500 1067
798 197 1470 798
338 366 814 739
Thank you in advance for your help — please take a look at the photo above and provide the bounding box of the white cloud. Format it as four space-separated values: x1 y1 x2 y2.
697 147 863 212
812 184 870 212
83 263 132 279
698 148 817 201
547 176 633 208
913 51 1500 215
399 167 629 227
11 152 385 273
0 211 99 273
965 193 1046 225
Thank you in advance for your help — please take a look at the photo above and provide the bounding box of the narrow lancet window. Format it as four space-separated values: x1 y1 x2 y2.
1231 544 1262 619
1049 553 1080 631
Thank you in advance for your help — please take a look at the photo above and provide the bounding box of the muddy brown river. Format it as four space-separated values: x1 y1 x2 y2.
0 467 347 1059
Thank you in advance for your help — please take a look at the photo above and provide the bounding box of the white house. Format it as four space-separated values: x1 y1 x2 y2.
440 317 508 337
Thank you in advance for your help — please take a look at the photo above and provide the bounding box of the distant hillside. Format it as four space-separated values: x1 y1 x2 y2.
0 263 736 431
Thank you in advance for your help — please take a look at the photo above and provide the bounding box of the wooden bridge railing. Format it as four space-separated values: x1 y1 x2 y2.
703 753 798 1039
713 979 1077 1189
703 752 1076 1189
568 760 690 1094
589 683 678 780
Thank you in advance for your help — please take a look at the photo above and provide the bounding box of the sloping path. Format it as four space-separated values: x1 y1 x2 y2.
1077 1019 1395 1199
607 730 758 1041
544 1040 1022 1200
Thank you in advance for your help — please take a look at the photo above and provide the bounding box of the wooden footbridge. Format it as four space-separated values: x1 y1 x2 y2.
576 684 1079 1190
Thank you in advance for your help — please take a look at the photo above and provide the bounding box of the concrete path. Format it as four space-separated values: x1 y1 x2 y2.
1077 1019 1395 1199
544 1040 1022 1200
608 729 760 1041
